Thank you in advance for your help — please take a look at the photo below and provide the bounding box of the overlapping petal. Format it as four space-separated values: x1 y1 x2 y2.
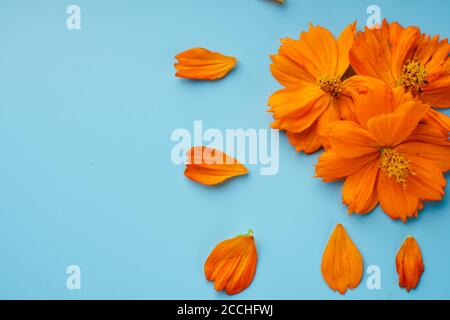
377 171 420 222
342 160 380 214
366 100 429 147
336 22 357 76
326 121 379 158
405 155 446 201
315 150 378 182
397 141 450 173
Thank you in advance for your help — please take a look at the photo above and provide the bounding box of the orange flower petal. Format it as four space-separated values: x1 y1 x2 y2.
315 149 378 182
286 123 321 154
300 24 339 76
336 22 357 76
349 23 397 86
271 101 329 133
414 34 440 67
424 109 450 134
276 37 321 80
204 230 258 295
269 86 329 133
406 123 449 146
274 23 342 81
352 78 395 128
423 36 450 76
397 141 450 172
387 20 405 42
321 224 363 294
327 121 379 158
396 237 424 292
366 99 429 147
184 147 248 186
422 74 450 108
270 54 315 87
268 83 326 120
283 97 341 154
390 26 421 80
316 98 341 132
405 155 446 201
174 48 237 80
342 160 380 214
333 91 357 122
377 171 420 222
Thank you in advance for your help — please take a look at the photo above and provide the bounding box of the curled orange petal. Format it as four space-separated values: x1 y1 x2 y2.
184 146 248 186
321 224 363 294
174 48 237 80
204 230 258 295
396 236 424 292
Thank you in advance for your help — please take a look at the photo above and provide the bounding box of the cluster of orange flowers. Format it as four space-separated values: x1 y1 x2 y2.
270 20 450 222
174 18 449 296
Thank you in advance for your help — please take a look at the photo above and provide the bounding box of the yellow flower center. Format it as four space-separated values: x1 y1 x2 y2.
318 75 343 98
380 148 413 188
399 60 428 93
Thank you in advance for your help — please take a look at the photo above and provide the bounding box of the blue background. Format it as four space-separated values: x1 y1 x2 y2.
0 0 449 299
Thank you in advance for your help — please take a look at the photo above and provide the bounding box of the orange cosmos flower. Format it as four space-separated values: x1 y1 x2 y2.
316 81 450 222
268 22 359 153
174 48 237 80
184 146 248 186
321 224 363 294
204 230 258 295
396 236 424 292
349 19 450 133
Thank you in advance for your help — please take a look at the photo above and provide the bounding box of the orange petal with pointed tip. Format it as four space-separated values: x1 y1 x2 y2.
321 224 363 294
204 230 258 295
396 237 424 292
184 147 248 186
174 48 237 80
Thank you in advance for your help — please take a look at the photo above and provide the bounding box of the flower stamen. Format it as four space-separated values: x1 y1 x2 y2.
380 148 414 188
399 60 428 93
318 75 343 98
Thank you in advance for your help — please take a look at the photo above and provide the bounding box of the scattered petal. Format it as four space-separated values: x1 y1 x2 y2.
321 224 363 294
174 48 237 80
184 147 248 186
204 230 258 295
396 237 425 292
